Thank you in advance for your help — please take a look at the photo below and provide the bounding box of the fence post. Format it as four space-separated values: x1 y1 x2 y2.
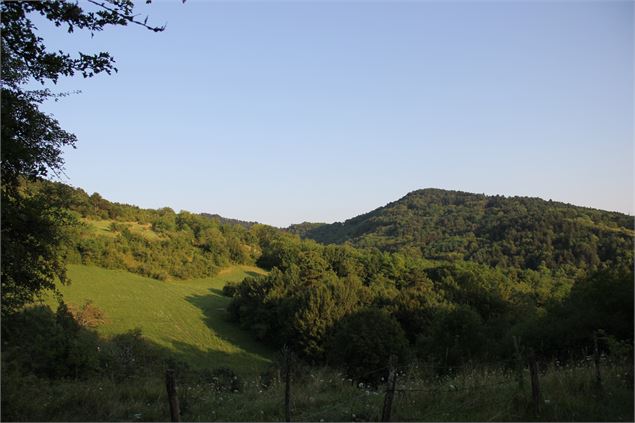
528 350 541 417
165 369 181 422
593 331 603 390
282 346 293 422
381 354 398 422
512 336 525 390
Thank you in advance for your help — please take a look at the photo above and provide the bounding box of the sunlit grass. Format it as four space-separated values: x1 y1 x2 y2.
46 264 272 373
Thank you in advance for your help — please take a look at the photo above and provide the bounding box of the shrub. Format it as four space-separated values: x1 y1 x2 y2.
100 328 164 380
67 299 107 328
222 282 239 297
1 304 101 379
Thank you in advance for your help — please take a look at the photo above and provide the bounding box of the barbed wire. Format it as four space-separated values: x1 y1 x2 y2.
294 388 375 422
393 378 516 394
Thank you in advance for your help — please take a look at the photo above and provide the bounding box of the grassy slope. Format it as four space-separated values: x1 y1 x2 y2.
51 264 272 373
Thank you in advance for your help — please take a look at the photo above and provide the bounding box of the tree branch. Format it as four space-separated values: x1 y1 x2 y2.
85 0 166 32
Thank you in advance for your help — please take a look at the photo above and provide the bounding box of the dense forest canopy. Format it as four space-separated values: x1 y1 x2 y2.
288 188 634 275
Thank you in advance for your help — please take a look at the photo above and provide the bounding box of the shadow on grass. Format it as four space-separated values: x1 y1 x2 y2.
184 288 273 370
168 340 270 374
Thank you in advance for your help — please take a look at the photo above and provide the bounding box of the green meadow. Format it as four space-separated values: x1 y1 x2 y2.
47 264 272 373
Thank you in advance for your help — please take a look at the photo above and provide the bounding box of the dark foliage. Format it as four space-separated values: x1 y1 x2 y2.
230 223 634 369
327 309 410 383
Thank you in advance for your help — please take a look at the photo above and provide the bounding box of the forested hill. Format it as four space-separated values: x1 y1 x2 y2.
288 188 634 272
200 213 259 229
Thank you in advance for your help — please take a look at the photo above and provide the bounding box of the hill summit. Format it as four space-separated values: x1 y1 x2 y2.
288 188 634 271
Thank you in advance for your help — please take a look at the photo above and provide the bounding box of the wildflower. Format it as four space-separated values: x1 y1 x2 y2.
358 382 364 388
544 399 551 405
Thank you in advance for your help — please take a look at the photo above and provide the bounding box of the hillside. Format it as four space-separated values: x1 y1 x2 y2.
288 188 634 272
48 264 272 373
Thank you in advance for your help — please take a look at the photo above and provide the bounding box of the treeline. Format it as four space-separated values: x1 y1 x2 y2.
289 189 634 276
21 180 634 381
25 180 266 280
228 232 634 381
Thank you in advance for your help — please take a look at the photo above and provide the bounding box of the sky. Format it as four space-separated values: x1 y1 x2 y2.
34 0 634 227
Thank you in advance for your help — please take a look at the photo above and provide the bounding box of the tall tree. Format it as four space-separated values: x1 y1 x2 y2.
1 1 164 316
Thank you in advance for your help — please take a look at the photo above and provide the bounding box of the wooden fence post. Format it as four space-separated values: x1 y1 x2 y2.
593 331 603 390
165 369 181 422
282 346 293 422
528 350 541 417
381 354 398 422
512 336 525 390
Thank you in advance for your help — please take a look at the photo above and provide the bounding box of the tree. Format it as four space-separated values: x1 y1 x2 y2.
1 1 164 316
327 309 410 384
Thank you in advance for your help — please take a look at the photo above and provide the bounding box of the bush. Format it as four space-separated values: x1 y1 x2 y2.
67 299 107 328
100 328 165 380
222 282 239 297
1 304 101 379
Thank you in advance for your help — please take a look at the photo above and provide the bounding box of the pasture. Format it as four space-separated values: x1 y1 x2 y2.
48 264 272 373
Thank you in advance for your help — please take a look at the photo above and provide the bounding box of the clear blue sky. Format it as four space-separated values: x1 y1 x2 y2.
35 0 633 227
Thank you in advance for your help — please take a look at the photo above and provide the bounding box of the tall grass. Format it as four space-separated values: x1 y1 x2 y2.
3 359 632 421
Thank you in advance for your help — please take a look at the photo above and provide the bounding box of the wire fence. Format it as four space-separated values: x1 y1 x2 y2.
393 378 517 394
163 336 616 422
295 388 374 422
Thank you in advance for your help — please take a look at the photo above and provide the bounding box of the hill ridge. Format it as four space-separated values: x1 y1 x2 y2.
287 187 634 271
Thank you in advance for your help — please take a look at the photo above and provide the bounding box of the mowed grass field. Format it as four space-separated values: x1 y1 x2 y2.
48 264 272 374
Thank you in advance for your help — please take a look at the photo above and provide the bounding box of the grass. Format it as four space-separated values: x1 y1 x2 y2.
47 264 272 373
4 360 632 421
